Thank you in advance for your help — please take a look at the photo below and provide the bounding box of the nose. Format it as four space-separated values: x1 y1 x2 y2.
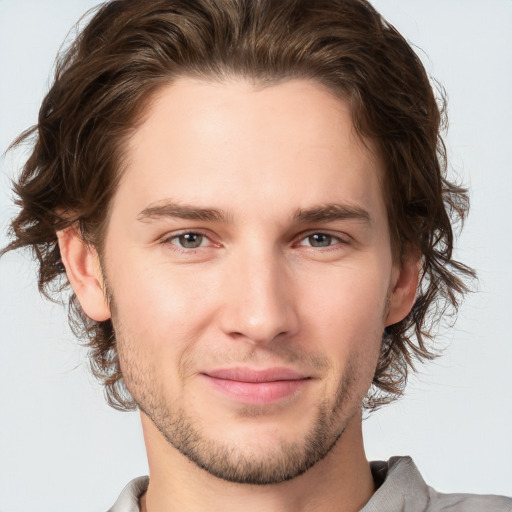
219 248 299 345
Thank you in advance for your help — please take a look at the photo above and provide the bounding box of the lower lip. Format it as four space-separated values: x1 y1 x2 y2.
203 375 309 405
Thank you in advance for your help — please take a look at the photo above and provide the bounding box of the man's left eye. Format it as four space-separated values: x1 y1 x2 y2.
299 233 342 248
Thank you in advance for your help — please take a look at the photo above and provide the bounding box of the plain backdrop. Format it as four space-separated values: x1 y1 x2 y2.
1 1 511 511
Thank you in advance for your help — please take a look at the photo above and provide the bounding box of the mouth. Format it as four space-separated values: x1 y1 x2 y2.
201 367 311 405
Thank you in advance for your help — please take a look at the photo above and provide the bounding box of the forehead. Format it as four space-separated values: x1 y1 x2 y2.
115 78 386 227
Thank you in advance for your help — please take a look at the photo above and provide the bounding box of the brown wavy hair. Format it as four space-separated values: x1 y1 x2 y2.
2 0 475 410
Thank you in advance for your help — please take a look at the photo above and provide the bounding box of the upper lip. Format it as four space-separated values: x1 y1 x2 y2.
204 367 309 383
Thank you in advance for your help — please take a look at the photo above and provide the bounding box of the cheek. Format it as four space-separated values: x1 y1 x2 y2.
107 253 220 366
296 259 389 361
299 259 390 319
110 268 218 402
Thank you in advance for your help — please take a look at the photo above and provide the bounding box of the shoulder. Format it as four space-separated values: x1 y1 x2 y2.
427 487 512 512
107 476 149 512
364 456 512 512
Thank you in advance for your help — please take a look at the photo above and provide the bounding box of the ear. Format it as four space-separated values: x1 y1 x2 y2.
385 247 421 326
57 226 111 322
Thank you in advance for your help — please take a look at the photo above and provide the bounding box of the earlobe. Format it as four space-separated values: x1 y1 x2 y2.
57 226 111 322
385 248 421 327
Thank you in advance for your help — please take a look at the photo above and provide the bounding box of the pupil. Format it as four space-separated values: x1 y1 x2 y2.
179 233 202 248
310 233 331 247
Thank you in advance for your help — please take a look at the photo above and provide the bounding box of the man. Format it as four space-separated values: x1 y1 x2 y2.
1 0 511 511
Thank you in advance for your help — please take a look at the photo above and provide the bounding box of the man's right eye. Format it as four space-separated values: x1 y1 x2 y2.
165 232 209 250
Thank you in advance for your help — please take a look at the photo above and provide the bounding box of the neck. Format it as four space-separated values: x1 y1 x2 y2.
140 410 375 512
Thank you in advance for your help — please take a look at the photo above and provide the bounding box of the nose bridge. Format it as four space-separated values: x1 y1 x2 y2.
221 242 298 344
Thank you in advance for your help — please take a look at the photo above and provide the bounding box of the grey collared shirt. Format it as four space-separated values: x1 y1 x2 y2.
108 456 512 511
364 457 511 511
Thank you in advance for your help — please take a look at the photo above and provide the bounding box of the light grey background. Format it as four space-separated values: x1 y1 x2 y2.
1 1 511 510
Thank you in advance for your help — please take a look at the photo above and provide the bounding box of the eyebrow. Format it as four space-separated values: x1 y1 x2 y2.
138 201 229 222
293 203 372 225
137 200 371 225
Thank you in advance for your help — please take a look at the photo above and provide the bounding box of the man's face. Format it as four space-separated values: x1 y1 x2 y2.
98 79 403 484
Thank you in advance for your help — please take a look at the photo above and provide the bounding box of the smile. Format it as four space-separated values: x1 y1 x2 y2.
202 367 311 405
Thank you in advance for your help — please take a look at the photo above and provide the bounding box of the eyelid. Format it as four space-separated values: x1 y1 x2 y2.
157 228 351 252
294 229 351 247
160 229 219 248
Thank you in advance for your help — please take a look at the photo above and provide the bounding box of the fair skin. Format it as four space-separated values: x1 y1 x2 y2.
58 78 419 512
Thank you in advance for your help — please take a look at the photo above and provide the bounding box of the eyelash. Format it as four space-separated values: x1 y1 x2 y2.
161 230 214 254
296 231 349 250
160 229 350 254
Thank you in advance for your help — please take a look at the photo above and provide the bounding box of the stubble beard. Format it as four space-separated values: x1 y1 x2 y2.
109 293 368 486
140 402 348 485
124 349 362 485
